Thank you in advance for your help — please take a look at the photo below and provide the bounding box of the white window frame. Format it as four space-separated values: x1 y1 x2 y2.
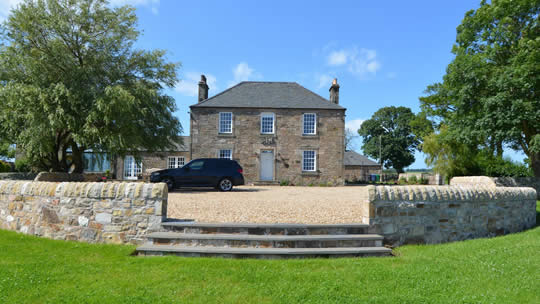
302 150 316 172
302 113 317 135
168 156 185 169
260 112 275 134
218 149 232 160
219 112 233 134
123 155 142 180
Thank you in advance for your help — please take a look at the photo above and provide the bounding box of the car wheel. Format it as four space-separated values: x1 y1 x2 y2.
162 177 174 191
218 178 233 192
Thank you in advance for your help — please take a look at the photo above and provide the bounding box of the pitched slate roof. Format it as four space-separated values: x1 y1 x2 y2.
170 136 190 152
344 151 380 167
191 81 345 110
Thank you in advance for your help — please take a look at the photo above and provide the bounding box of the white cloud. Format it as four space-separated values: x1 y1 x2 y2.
327 50 348 66
228 62 262 87
175 72 217 97
325 47 381 78
317 74 333 89
345 119 365 133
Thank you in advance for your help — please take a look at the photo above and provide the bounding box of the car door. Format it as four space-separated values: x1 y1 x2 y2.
176 159 206 186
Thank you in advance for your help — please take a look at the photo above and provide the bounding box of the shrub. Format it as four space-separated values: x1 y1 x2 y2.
419 177 429 185
15 158 32 172
408 175 418 184
279 180 290 186
398 177 407 185
0 160 11 172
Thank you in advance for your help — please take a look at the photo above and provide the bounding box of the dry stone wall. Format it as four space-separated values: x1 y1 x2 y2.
364 185 537 246
0 181 167 244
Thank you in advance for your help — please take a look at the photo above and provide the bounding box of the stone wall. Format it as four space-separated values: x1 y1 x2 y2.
0 172 37 180
190 107 345 185
450 176 540 199
363 185 537 246
0 181 167 244
34 172 110 182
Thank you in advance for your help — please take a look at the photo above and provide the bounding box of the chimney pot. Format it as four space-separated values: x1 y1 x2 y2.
329 78 340 104
198 74 209 103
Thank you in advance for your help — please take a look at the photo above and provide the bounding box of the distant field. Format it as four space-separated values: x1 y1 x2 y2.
0 202 538 304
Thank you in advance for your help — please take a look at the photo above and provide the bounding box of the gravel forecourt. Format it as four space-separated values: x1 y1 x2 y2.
166 186 370 224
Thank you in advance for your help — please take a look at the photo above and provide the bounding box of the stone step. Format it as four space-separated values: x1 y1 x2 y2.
147 232 383 248
136 244 392 259
253 181 280 186
161 222 370 235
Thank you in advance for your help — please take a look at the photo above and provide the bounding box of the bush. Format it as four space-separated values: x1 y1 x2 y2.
279 180 290 186
0 160 11 172
408 175 418 184
15 158 32 172
398 177 407 185
419 177 429 185
479 155 533 177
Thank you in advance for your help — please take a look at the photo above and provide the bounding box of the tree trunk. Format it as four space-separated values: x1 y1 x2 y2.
70 142 85 174
531 151 540 178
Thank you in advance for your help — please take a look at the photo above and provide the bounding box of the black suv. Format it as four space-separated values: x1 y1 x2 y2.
150 158 245 191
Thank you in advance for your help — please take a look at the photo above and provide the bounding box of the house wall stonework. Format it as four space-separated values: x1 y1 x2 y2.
190 107 345 185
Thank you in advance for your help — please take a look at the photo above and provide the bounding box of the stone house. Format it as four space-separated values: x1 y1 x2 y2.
343 150 381 182
189 76 347 185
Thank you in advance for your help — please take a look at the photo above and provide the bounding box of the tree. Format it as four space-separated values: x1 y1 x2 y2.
358 106 419 173
420 0 540 177
0 0 181 173
344 128 358 151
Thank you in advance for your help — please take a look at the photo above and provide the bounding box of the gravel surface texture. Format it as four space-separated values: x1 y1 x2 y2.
167 186 370 224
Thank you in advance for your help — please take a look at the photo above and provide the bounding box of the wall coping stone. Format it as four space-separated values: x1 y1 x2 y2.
366 185 536 202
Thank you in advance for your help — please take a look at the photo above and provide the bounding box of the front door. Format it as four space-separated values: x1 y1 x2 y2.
260 150 274 181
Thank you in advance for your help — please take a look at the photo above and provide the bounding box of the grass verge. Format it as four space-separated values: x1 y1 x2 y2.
0 202 539 303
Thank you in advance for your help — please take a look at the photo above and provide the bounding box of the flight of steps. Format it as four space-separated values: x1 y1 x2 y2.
135 222 392 259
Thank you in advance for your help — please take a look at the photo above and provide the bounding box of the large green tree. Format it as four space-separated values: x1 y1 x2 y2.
358 106 421 173
420 0 540 177
0 0 181 173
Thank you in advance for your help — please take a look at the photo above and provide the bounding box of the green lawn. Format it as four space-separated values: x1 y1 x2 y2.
1 203 539 304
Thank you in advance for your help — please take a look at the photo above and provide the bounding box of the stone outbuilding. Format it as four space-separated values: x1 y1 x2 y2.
343 150 381 182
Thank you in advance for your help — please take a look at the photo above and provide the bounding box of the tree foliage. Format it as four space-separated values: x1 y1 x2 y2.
420 0 540 177
358 106 420 173
0 0 182 173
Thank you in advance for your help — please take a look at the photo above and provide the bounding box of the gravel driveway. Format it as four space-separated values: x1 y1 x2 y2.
166 186 370 224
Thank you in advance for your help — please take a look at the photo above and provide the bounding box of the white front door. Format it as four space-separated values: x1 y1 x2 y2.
260 150 274 181
123 155 142 180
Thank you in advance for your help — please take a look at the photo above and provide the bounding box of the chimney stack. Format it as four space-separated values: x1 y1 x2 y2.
329 78 340 104
198 74 209 103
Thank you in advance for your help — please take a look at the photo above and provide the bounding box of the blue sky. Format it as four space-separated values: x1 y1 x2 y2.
1 0 527 168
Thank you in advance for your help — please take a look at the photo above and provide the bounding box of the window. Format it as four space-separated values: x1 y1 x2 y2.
303 113 316 135
260 113 275 134
123 155 142 180
83 153 111 172
219 112 233 133
168 156 185 169
187 160 204 170
302 150 316 172
219 149 232 160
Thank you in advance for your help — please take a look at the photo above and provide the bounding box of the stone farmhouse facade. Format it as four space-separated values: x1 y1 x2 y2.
189 77 347 185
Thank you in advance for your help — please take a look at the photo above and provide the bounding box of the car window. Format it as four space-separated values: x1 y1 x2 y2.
187 160 204 170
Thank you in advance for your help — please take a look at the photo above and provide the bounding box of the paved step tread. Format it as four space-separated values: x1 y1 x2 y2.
147 232 383 241
136 244 392 255
161 222 369 229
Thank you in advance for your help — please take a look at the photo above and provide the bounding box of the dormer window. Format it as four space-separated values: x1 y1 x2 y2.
260 112 275 134
219 112 233 134
303 113 316 135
